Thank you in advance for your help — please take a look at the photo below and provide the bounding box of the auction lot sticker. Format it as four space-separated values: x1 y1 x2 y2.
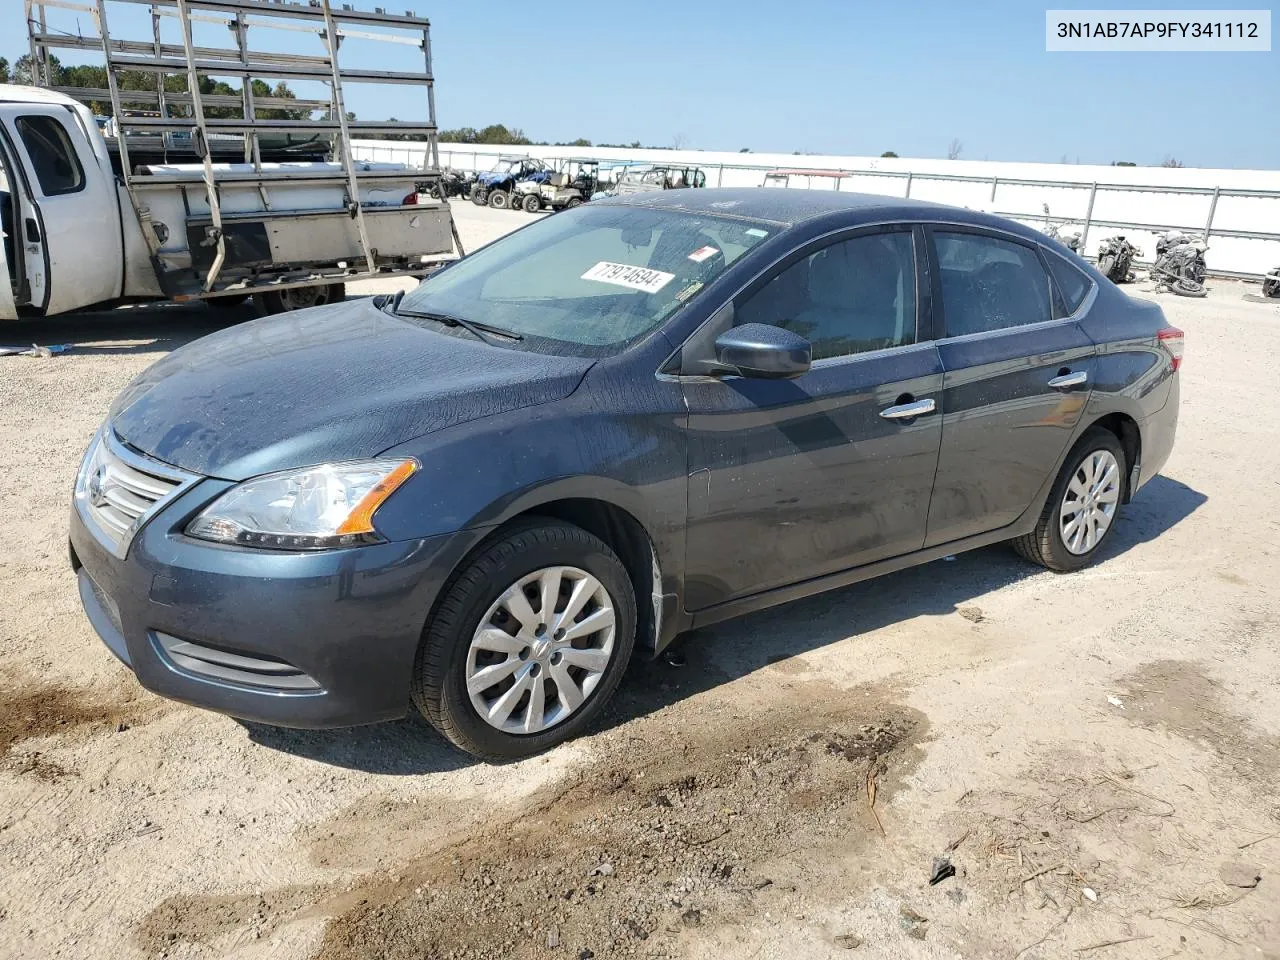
582 261 675 294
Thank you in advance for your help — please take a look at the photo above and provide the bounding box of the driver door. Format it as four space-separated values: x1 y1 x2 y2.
680 225 944 610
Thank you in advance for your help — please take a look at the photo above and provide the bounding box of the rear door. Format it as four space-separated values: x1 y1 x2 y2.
0 102 122 315
681 224 944 610
924 225 1096 547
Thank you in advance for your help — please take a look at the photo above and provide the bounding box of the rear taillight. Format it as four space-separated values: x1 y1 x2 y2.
402 191 419 205
1158 326 1184 371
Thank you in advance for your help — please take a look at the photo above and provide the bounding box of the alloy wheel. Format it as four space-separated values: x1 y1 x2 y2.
1059 449 1121 555
465 565 617 735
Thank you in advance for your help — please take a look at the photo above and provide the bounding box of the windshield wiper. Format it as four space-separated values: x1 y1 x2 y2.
394 306 523 344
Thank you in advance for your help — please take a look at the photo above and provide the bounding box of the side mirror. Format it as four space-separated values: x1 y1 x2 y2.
713 323 811 379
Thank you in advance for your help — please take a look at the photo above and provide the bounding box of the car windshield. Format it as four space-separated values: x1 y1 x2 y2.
398 205 774 356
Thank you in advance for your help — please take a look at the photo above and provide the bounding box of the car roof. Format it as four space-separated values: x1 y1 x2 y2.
0 85 84 108
600 187 1049 242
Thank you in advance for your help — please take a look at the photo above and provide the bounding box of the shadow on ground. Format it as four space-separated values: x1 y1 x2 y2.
0 301 259 357
241 713 474 776
244 475 1206 774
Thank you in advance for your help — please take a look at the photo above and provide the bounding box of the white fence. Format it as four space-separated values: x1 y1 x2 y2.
351 140 1280 279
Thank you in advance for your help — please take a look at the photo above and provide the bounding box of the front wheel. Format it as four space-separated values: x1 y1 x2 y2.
565 197 583 209
253 282 345 315
522 193 541 213
488 189 509 210
1011 427 1127 572
1097 254 1117 281
412 521 637 760
1263 276 1280 299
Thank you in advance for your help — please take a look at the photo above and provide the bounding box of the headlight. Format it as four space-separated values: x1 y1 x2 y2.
186 459 417 550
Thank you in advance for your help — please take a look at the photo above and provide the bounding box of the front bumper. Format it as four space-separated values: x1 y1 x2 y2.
70 481 475 728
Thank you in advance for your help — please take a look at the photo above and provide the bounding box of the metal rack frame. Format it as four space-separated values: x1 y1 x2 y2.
26 0 445 291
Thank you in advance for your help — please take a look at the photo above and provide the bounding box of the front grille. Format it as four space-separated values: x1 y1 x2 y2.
153 632 322 691
75 428 200 559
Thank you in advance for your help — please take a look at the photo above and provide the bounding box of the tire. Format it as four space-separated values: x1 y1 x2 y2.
1173 278 1207 298
1011 427 1127 573
488 190 509 210
471 188 486 206
1098 254 1117 281
522 193 541 213
565 197 583 209
411 520 637 760
253 282 345 316
1263 277 1280 299
428 184 443 200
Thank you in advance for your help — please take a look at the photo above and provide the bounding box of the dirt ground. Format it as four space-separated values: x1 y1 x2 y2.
2 203 1279 960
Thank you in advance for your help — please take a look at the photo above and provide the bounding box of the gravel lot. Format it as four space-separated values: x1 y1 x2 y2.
2 202 1278 960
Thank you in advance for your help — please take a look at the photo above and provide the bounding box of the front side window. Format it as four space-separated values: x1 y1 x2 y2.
398 205 772 356
15 115 84 197
933 231 1052 336
736 231 917 361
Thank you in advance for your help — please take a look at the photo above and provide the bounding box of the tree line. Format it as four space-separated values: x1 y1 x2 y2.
0 59 1191 165
0 60 662 148
1 53 310 120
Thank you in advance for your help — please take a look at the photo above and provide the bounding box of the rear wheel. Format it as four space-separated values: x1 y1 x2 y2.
411 521 636 760
1263 276 1280 299
1012 427 1127 572
470 187 486 205
253 282 345 315
565 197 583 209
522 193 541 213
488 189 509 210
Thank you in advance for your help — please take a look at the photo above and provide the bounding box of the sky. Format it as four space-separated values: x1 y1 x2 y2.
2 0 1276 169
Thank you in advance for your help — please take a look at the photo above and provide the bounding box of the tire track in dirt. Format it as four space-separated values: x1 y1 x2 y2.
130 680 928 959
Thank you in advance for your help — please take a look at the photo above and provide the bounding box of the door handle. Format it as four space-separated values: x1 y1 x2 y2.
24 218 41 243
1047 370 1088 390
880 398 936 421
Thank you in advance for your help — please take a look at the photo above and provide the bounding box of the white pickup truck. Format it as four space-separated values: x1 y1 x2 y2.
0 86 453 320
4 0 457 321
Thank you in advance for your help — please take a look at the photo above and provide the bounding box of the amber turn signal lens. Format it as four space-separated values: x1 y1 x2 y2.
336 460 418 535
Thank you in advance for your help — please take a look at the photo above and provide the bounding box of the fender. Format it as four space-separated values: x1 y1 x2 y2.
372 400 689 602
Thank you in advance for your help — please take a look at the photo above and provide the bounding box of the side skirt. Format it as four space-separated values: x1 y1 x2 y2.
688 516 1038 632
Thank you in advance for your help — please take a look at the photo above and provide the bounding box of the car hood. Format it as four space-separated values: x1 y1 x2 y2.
109 298 593 480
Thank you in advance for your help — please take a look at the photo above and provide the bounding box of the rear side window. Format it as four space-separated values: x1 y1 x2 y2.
736 231 917 361
15 115 84 196
933 231 1052 336
1044 249 1093 316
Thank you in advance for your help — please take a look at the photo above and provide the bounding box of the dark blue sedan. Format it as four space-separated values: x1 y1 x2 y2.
71 189 1183 759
